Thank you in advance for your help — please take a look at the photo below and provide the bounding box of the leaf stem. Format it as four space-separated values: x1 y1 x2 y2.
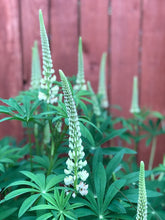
148 136 157 171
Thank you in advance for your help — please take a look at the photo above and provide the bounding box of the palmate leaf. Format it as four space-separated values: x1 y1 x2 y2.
103 179 126 212
2 171 64 218
0 97 41 123
4 188 38 202
106 150 124 181
98 128 126 146
18 194 41 218
31 189 82 220
20 171 46 190
0 144 24 173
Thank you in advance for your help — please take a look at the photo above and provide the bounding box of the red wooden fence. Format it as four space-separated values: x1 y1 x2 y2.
0 0 165 166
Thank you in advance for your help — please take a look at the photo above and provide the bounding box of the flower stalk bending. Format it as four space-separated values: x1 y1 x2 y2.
38 9 59 104
136 161 147 220
59 69 88 196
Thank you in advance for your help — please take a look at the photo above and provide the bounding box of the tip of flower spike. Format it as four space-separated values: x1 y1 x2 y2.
59 69 65 80
140 161 145 169
39 9 44 23
79 36 82 45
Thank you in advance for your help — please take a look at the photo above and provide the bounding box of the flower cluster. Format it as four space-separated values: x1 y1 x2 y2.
98 53 109 108
59 70 89 196
136 161 147 220
38 10 59 104
74 37 87 91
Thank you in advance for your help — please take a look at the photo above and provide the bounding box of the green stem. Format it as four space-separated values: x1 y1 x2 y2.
27 123 33 171
148 136 157 171
34 123 40 155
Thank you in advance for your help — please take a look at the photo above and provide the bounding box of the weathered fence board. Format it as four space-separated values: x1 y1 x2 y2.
0 0 165 165
0 0 23 139
81 0 109 91
139 0 165 167
110 0 140 117
51 0 78 79
20 0 49 89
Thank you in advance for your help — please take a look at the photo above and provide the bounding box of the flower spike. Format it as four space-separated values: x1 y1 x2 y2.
98 53 109 108
136 161 147 220
30 41 41 90
38 9 59 104
74 37 86 91
130 76 141 114
59 69 88 196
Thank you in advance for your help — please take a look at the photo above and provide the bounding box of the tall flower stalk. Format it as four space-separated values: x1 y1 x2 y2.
38 9 59 104
74 37 86 91
130 76 141 114
136 161 147 220
30 41 41 90
59 69 89 196
98 53 109 108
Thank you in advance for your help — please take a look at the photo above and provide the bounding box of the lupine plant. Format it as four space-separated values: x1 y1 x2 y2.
0 9 164 220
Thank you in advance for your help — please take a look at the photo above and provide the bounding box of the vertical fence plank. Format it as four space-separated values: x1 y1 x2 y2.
0 0 23 139
111 0 140 117
20 0 49 89
50 0 78 78
139 0 165 167
81 0 109 91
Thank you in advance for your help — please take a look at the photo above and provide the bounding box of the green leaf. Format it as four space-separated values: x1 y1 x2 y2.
5 188 37 201
36 213 53 220
103 179 126 212
30 204 55 211
79 117 102 135
98 128 126 145
102 147 136 155
108 199 126 214
94 162 106 210
106 150 124 181
0 206 18 219
79 121 95 146
0 117 13 123
20 171 45 189
74 208 95 218
123 170 152 185
6 180 40 190
42 193 58 208
18 193 41 217
45 174 65 191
